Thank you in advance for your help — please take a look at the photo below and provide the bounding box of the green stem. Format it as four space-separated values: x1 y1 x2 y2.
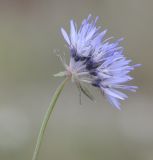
32 78 69 160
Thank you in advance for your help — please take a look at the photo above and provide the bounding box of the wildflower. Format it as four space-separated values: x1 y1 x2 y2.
32 14 141 160
55 14 140 109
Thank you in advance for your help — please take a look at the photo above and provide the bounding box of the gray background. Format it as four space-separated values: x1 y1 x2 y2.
0 0 152 160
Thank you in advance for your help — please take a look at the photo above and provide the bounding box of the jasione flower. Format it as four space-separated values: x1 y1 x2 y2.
55 14 140 109
32 14 141 160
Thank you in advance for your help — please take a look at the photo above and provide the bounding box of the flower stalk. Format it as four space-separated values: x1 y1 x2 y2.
32 77 69 160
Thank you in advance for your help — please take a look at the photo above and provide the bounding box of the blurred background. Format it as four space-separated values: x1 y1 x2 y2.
0 0 153 160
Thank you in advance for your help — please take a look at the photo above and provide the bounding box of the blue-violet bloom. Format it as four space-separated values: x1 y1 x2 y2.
55 14 140 109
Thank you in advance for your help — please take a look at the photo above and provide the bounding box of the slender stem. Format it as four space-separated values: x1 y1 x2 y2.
32 78 69 160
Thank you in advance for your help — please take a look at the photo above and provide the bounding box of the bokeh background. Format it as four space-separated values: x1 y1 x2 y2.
0 0 153 160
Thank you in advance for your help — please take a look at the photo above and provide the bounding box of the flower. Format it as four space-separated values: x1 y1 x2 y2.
55 14 140 109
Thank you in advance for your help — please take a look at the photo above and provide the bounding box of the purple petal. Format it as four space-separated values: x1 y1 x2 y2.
61 28 70 45
106 95 121 110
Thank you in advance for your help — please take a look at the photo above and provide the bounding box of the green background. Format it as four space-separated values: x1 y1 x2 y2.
0 0 152 160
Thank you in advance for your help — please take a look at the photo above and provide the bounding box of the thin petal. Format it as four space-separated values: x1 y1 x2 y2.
70 20 77 46
61 28 70 45
106 95 121 110
103 88 126 100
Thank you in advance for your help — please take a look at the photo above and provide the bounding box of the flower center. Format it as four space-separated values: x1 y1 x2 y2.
66 66 78 82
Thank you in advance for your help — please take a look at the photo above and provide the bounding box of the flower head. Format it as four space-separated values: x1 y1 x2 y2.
55 14 140 109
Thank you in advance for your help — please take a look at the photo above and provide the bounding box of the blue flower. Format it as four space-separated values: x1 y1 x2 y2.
57 14 140 109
